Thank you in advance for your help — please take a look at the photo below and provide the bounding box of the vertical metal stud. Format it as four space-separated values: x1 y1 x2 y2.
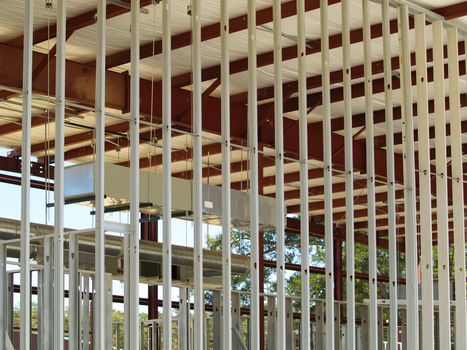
342 1 355 349
267 296 276 349
54 0 66 348
297 0 310 347
415 13 435 350
247 0 260 348
382 2 398 348
221 0 232 347
128 0 141 348
162 0 172 348
82 276 90 350
447 27 467 350
178 288 189 350
362 1 378 348
0 244 5 349
191 0 204 347
94 0 106 347
320 1 335 348
20 0 33 348
42 237 53 349
432 20 451 349
68 234 80 350
399 6 419 349
273 0 286 347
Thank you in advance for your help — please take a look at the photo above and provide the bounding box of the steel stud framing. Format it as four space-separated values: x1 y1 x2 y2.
321 1 335 348
433 20 451 349
248 0 260 348
297 0 310 348
20 1 33 348
192 0 204 348
415 13 435 350
273 0 286 347
221 0 232 348
162 0 173 348
342 1 355 349
399 6 419 349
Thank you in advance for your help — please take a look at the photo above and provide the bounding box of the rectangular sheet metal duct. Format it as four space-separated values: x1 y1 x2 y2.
64 163 277 230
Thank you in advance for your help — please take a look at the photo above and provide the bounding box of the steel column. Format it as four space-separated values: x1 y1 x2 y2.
362 1 378 348
127 0 141 348
221 0 232 347
162 0 172 348
192 0 204 348
94 0 107 349
20 0 33 348
342 1 355 349
297 0 310 348
382 2 398 348
447 27 467 350
248 0 260 348
415 13 435 350
320 1 335 348
399 6 419 349
433 20 451 349
273 0 286 347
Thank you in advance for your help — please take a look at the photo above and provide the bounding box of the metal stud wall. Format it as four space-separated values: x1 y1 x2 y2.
1 1 466 349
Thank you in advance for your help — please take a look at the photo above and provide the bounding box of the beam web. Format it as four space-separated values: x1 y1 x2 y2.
297 0 310 348
399 6 419 349
342 1 354 349
220 0 232 348
20 0 33 348
432 20 451 349
273 0 286 347
382 2 398 348
320 1 335 348
447 27 467 350
192 0 204 348
415 13 435 350
162 0 172 348
247 0 260 347
128 0 141 348
94 0 106 349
